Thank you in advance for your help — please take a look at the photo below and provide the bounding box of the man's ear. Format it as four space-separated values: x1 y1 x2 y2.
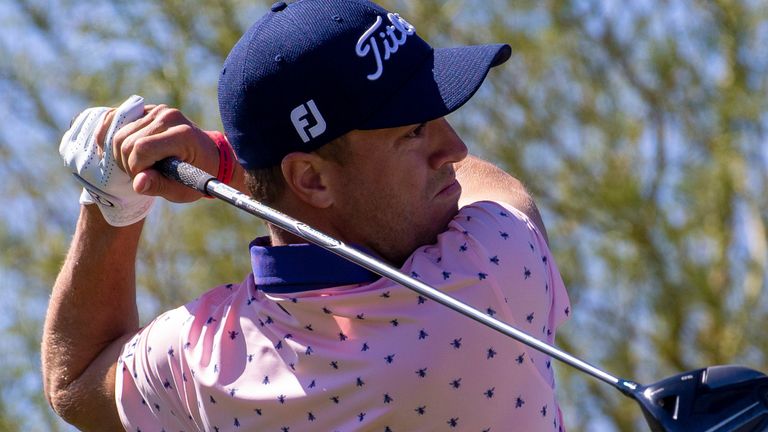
280 152 334 209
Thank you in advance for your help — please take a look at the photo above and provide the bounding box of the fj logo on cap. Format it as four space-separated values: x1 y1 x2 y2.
290 100 326 143
356 13 416 81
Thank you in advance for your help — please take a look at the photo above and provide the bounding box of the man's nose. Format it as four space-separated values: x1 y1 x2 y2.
429 119 468 169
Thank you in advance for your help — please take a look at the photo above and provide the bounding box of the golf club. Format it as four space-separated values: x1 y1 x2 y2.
157 157 768 432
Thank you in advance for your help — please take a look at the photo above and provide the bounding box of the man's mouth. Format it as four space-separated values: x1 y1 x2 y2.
436 178 461 198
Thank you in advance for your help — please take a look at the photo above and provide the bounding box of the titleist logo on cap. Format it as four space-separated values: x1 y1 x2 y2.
355 13 416 81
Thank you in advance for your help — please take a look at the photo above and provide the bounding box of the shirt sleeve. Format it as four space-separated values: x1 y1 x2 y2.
116 305 199 431
450 200 571 341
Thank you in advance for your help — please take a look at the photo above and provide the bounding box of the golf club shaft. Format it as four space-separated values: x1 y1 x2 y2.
158 157 635 393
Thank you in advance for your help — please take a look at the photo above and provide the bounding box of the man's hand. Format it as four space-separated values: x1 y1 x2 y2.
97 101 221 204
62 95 236 218
61 96 155 226
61 95 226 226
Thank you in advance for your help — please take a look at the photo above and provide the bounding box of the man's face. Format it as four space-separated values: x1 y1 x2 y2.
324 118 468 265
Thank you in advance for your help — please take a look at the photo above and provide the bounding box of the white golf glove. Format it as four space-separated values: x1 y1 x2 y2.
60 95 155 227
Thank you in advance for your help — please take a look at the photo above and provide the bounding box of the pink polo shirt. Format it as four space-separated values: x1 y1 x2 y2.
116 201 571 431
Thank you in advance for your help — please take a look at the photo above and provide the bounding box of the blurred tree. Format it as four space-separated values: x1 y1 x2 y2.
446 0 768 430
0 0 765 431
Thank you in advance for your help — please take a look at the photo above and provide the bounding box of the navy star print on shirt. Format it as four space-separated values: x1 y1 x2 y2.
116 201 570 431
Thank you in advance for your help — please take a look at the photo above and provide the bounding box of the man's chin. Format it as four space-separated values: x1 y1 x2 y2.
433 202 461 241
446 199 461 222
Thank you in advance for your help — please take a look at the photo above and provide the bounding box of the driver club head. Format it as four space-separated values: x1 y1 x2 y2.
633 365 768 432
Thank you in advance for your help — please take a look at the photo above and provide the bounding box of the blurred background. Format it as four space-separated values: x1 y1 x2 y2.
1 0 767 430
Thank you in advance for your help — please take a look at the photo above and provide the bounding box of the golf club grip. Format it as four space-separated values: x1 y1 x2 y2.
155 157 214 194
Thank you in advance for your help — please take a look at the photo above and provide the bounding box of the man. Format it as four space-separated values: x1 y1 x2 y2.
43 0 570 431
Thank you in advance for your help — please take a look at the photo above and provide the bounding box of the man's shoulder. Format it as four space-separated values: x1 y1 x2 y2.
182 275 255 315
413 200 542 264
432 199 549 264
455 200 533 229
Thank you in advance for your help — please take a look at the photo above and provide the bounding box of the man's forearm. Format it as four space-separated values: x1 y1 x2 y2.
42 205 141 420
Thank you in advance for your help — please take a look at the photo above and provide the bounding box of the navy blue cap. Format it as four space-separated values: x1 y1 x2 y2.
219 0 511 169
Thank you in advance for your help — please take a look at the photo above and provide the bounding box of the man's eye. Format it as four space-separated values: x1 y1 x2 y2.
407 123 426 138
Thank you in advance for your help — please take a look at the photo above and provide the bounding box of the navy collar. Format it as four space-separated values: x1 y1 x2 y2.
250 236 379 294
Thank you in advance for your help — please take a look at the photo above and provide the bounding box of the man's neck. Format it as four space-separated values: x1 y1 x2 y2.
267 224 309 246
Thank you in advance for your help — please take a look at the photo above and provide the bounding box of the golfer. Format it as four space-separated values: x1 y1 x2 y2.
44 0 571 430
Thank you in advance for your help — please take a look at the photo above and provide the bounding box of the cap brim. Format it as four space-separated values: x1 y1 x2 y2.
360 43 511 130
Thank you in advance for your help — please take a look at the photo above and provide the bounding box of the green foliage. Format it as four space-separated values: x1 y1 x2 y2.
444 1 768 430
1 0 766 430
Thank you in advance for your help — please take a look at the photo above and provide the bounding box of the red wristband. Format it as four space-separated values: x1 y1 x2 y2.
205 131 235 185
